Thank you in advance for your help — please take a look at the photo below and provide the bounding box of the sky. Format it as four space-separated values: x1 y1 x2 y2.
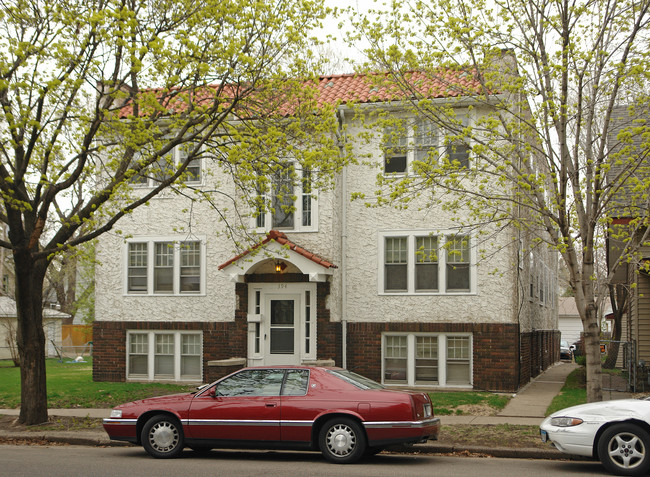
318 0 380 73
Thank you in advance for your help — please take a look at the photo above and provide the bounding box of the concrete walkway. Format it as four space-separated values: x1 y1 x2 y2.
498 361 579 418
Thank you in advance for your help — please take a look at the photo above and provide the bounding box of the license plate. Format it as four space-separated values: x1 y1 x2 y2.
540 430 548 443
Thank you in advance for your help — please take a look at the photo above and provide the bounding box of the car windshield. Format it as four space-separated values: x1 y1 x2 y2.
561 341 568 347
327 370 385 390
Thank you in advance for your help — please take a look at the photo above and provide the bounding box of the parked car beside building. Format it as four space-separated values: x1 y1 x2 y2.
103 366 440 463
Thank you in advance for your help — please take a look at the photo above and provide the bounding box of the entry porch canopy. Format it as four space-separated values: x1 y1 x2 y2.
218 230 337 283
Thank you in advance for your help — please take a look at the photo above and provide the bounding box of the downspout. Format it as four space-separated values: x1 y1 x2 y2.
337 106 348 369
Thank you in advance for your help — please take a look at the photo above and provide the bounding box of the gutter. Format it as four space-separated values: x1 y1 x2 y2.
337 106 348 369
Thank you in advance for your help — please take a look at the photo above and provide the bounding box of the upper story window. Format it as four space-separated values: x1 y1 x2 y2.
255 163 317 232
126 238 205 295
444 111 470 168
379 231 475 295
130 143 202 187
383 120 409 174
381 114 470 175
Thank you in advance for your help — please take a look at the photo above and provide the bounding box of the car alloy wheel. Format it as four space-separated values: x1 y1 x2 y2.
318 417 367 464
141 414 184 459
598 423 650 476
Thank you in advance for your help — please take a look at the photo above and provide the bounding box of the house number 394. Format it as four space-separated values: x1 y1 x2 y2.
278 283 287 289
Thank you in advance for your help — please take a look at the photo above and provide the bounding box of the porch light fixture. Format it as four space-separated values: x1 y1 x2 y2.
275 261 287 273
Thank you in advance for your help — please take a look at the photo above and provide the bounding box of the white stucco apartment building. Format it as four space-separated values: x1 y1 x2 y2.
92 71 559 392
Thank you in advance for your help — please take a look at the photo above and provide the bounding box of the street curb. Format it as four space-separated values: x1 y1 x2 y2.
0 429 587 461
406 443 589 461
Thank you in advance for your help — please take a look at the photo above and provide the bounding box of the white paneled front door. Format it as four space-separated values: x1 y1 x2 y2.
248 283 317 366
264 294 301 365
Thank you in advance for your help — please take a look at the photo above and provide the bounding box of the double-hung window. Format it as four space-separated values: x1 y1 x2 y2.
255 163 317 232
127 331 202 381
446 235 470 292
444 111 470 168
383 121 408 174
382 119 438 175
384 237 408 291
380 231 474 294
383 333 471 387
414 119 437 163
415 236 438 291
381 115 471 174
130 143 202 187
126 239 205 295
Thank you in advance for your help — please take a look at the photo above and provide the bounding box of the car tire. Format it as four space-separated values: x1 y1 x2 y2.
318 417 367 464
597 423 650 476
141 414 185 459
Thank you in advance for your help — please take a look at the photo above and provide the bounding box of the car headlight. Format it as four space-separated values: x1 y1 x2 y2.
550 417 583 427
110 409 123 418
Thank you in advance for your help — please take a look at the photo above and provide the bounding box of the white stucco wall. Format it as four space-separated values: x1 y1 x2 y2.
94 170 340 323
95 107 558 332
333 115 521 325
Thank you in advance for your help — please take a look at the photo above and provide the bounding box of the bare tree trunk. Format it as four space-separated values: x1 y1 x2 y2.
13 249 49 425
584 305 603 402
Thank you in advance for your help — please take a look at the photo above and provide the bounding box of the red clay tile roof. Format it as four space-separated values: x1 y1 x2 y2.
315 70 481 106
218 230 337 271
118 70 482 118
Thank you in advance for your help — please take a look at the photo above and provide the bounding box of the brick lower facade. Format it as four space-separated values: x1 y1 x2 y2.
93 274 559 391
346 323 559 392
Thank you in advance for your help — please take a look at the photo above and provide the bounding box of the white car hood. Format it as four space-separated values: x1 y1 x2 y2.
548 398 650 422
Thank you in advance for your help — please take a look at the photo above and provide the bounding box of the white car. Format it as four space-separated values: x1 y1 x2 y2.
540 398 650 476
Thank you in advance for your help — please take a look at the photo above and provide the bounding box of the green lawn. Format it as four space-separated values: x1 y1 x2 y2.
428 390 511 415
0 358 194 409
546 367 587 415
0 358 513 414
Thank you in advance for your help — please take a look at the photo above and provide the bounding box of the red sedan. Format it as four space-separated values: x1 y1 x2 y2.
103 366 440 463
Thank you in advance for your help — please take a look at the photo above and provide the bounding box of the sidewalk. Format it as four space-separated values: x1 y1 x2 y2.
0 362 631 460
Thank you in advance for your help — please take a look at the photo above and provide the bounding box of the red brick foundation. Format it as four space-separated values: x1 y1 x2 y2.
93 279 340 382
92 318 248 382
93 277 558 391
346 323 560 393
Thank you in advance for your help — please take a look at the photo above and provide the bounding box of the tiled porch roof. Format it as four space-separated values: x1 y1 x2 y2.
218 230 337 271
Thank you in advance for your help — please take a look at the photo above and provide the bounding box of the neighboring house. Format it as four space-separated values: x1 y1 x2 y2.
558 297 612 346
92 68 559 392
0 296 69 360
558 297 582 346
607 105 650 363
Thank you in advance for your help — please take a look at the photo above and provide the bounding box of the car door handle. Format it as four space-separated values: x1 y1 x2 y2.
265 402 278 408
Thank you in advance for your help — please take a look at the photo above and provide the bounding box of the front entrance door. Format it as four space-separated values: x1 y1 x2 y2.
264 295 300 365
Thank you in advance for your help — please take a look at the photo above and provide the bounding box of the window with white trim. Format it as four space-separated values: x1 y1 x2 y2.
380 231 475 294
130 143 202 187
444 111 470 168
382 333 472 386
126 239 205 295
382 119 438 175
127 331 202 381
255 163 316 232
446 235 470 292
